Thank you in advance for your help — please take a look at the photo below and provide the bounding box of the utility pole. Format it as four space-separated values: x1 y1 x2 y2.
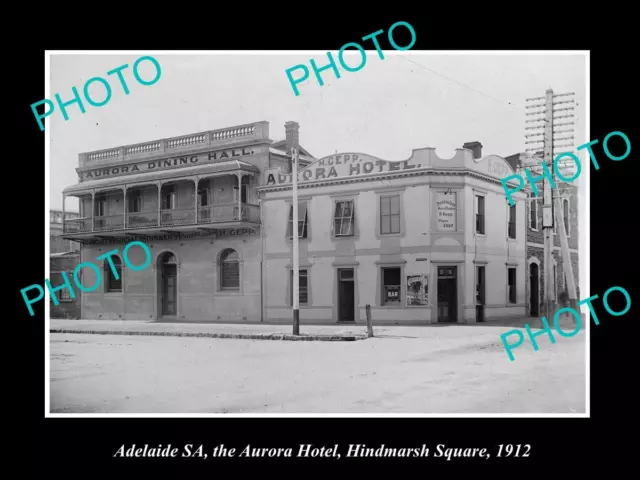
291 147 300 335
525 88 577 317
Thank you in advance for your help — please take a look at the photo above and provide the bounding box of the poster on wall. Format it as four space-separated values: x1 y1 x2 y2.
407 274 429 305
436 191 456 231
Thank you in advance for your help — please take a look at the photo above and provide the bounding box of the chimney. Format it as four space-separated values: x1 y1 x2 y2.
463 141 483 159
285 121 300 155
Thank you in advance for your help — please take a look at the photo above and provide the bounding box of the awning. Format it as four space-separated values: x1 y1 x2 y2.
63 160 260 195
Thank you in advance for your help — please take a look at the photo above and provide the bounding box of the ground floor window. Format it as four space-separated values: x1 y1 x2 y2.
220 249 240 290
382 267 402 305
289 269 308 305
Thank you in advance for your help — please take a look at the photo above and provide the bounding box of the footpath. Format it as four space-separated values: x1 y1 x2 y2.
49 315 580 342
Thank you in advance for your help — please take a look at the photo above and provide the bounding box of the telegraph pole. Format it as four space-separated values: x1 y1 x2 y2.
525 88 577 316
291 147 300 335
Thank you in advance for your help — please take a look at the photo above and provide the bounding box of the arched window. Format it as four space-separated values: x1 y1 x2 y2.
161 252 178 265
220 248 240 290
106 255 123 292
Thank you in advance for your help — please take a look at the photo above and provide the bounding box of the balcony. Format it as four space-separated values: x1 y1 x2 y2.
62 203 260 238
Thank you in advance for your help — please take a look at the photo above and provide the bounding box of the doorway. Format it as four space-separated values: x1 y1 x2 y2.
437 266 457 323
529 263 539 316
476 265 485 323
159 252 178 317
338 268 355 322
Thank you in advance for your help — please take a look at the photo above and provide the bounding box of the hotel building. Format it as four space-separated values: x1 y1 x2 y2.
61 121 528 324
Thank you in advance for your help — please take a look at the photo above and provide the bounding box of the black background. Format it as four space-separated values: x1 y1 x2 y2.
14 8 637 475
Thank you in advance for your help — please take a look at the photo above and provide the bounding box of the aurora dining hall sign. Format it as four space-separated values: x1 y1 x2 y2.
265 153 424 185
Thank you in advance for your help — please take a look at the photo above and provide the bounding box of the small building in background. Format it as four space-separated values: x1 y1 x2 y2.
504 153 580 317
50 209 81 318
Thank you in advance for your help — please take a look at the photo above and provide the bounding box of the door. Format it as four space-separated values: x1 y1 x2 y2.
529 263 539 316
338 268 355 322
162 264 177 316
437 266 457 323
476 266 485 322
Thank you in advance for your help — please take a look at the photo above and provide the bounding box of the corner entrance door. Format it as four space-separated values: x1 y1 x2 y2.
529 263 539 316
338 268 355 322
437 266 457 323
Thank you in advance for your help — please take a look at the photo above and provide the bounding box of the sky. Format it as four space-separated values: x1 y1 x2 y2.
48 52 587 211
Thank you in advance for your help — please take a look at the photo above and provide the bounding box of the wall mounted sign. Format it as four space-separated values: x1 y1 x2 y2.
83 227 260 245
436 191 457 231
80 147 256 181
265 153 423 185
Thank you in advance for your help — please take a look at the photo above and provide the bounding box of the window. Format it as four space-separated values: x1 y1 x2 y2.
380 195 401 234
163 186 176 210
106 256 122 292
59 285 72 301
234 177 249 204
197 188 209 207
563 198 570 237
475 195 485 234
382 267 402 305
333 200 355 237
49 272 73 301
220 249 240 290
129 191 142 213
290 269 308 305
508 204 516 239
288 202 308 239
529 195 538 230
508 267 516 304
95 196 107 216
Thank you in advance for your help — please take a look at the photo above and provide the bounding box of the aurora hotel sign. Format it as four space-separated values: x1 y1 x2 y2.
80 147 255 181
266 153 422 185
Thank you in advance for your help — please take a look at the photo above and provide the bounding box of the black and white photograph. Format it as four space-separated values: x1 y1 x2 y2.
44 51 589 415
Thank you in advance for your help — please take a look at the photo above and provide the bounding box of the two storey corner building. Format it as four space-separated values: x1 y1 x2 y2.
60 121 315 322
504 153 580 318
260 141 528 326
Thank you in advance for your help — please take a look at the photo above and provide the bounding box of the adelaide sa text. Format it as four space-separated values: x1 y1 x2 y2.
285 21 417 96
31 56 162 132
500 285 632 361
21 241 151 316
500 131 631 206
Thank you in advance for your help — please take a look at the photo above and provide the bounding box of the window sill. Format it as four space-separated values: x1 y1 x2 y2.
333 235 358 240
216 290 244 296
378 232 402 238
474 233 486 238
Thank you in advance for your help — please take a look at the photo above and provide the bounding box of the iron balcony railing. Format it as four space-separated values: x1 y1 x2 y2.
62 204 260 234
